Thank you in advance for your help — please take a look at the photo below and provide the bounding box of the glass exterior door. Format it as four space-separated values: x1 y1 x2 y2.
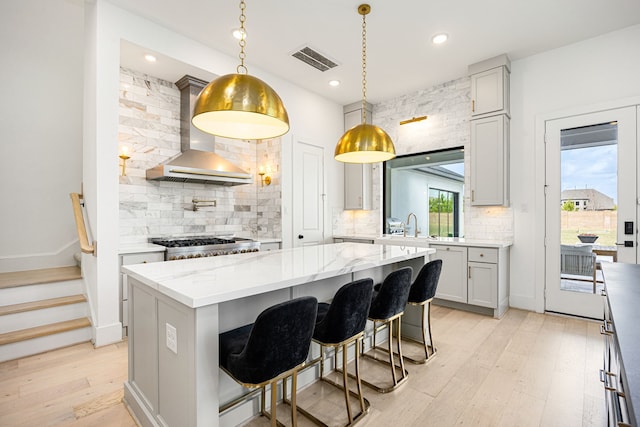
545 106 637 319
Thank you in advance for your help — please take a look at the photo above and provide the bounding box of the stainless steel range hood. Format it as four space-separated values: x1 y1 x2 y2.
146 75 253 186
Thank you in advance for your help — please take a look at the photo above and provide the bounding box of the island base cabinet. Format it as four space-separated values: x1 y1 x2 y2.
125 278 220 427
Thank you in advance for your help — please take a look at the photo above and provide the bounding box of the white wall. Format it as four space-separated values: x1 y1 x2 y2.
83 0 343 345
510 24 640 311
0 0 84 272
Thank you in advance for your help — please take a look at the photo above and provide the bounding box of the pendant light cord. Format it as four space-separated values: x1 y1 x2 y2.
237 0 248 74
361 11 367 124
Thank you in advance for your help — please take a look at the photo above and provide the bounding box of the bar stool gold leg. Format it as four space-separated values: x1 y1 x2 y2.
397 319 407 382
291 372 298 427
421 305 429 359
342 343 353 424
426 303 435 358
271 381 277 427
355 338 365 413
388 319 397 386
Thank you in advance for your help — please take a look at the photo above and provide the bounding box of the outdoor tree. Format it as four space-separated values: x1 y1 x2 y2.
562 200 576 211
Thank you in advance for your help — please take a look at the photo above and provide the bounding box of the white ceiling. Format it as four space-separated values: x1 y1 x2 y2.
115 0 640 106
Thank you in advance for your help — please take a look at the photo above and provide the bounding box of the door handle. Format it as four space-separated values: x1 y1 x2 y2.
298 234 304 239
615 241 635 247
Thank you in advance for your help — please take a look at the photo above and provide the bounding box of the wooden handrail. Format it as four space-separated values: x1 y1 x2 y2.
70 193 96 255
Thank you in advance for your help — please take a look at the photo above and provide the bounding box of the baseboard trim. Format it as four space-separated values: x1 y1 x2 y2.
93 322 123 347
0 240 80 273
508 295 539 313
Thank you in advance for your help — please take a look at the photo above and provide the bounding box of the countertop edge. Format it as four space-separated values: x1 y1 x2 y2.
122 244 435 309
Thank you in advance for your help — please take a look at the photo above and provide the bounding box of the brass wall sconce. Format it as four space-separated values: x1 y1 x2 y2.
399 116 428 126
119 146 131 176
258 166 271 187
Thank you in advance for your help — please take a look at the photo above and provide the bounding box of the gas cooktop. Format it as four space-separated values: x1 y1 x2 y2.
149 236 260 260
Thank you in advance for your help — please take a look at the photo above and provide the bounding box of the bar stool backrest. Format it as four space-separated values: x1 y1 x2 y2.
314 278 374 344
369 267 413 320
226 296 318 384
408 259 443 304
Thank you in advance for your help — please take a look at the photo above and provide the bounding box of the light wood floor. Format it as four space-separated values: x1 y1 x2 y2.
0 307 604 427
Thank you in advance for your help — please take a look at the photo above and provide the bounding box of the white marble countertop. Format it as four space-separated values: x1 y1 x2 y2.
374 235 512 248
122 242 434 309
118 242 166 255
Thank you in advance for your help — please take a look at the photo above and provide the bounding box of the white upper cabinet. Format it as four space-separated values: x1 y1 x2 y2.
343 103 372 210
469 54 511 206
469 54 511 119
470 115 510 206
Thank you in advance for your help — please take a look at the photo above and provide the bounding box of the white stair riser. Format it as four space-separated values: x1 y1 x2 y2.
0 280 84 306
0 303 88 334
0 326 92 363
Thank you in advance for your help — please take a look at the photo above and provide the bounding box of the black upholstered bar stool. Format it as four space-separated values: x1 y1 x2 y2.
404 259 442 364
218 296 318 427
363 266 413 393
293 278 374 427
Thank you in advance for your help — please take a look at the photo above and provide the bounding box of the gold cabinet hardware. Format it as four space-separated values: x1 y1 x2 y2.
472 99 475 112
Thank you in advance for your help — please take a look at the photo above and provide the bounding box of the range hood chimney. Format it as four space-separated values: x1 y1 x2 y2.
146 75 253 185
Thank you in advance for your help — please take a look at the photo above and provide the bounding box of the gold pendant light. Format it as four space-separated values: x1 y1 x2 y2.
335 4 395 163
192 0 290 140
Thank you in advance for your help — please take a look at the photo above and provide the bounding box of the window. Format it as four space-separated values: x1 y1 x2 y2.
429 188 459 237
383 147 464 237
575 201 580 206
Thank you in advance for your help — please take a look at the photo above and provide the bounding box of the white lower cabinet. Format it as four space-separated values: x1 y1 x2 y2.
432 245 468 303
432 244 509 317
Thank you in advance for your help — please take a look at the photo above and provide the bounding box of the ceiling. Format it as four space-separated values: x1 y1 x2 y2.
115 0 640 106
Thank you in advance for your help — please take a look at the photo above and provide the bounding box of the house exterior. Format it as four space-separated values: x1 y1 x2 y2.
2 0 640 346
561 188 615 210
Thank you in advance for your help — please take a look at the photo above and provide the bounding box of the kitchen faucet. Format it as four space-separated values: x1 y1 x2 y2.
405 212 418 237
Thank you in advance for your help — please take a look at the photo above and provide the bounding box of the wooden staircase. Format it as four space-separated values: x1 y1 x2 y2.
0 266 92 362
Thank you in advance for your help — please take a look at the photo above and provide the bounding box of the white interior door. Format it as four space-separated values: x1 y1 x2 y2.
292 141 324 247
545 106 637 318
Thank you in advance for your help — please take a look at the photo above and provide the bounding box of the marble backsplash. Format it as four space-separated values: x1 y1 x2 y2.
118 68 281 244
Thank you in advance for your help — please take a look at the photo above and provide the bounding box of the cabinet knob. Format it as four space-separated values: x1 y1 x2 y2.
446 247 450 251
480 253 484 257
298 234 304 239
143 261 147 263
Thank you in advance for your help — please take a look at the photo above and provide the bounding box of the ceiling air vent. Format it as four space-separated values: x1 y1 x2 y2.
291 46 339 72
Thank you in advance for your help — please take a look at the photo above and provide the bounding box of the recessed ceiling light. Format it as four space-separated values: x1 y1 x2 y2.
144 54 157 62
432 33 448 45
232 28 246 40
329 80 341 87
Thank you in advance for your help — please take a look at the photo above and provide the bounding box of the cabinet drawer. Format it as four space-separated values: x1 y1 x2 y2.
121 252 164 265
468 247 498 263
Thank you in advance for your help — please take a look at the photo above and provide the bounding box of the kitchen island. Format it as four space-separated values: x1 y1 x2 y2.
121 242 434 427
